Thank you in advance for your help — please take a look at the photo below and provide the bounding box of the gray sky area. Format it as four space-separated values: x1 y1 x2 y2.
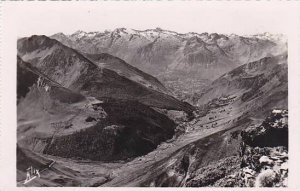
4 1 294 37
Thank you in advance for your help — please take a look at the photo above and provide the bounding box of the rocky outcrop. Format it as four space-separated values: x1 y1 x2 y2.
216 109 288 187
215 146 288 187
241 109 288 148
186 156 240 187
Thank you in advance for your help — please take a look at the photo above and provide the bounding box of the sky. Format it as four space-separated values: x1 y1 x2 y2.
3 1 298 37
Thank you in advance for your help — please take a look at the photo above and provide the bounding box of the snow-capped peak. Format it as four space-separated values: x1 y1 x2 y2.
249 32 287 44
70 30 100 39
62 28 286 46
72 30 87 38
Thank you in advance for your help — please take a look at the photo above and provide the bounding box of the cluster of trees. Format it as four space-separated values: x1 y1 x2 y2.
43 99 176 161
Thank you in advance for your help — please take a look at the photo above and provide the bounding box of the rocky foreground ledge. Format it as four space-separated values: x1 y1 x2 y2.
215 109 288 187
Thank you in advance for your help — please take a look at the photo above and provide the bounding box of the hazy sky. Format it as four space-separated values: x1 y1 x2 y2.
3 1 296 37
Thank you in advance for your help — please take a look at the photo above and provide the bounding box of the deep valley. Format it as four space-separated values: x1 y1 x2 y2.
17 29 288 187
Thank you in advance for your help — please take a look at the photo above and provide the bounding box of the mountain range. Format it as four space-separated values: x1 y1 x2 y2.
51 28 287 81
17 29 288 187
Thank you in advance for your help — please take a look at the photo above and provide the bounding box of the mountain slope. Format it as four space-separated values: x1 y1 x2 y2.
195 54 288 117
43 99 176 161
101 54 288 187
17 56 178 161
84 53 169 94
17 35 194 113
17 56 85 104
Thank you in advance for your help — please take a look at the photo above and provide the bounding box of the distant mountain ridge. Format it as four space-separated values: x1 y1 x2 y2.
51 28 287 81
